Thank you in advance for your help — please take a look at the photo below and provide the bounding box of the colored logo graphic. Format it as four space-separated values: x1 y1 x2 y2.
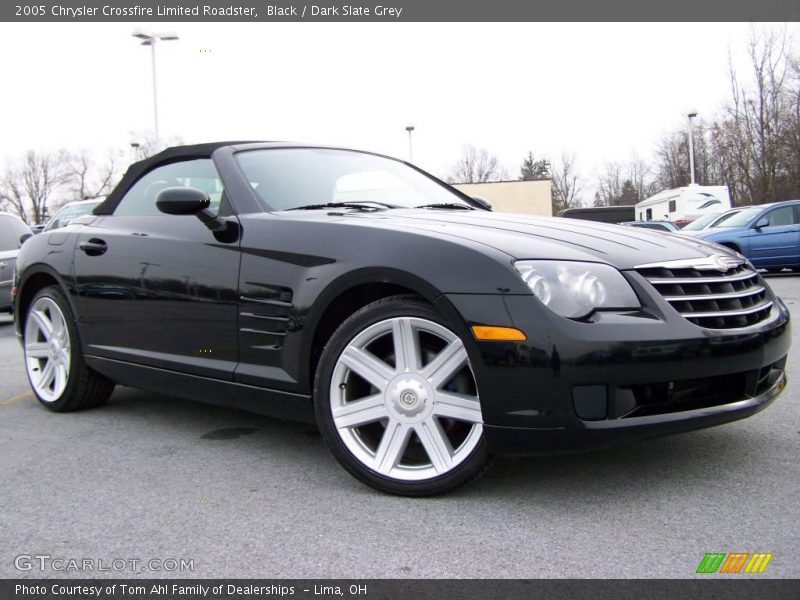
696 552 773 574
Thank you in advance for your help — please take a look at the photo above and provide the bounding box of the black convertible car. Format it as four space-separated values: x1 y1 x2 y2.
13 142 791 495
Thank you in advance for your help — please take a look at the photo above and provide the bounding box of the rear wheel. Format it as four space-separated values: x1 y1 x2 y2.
314 296 491 496
23 286 114 411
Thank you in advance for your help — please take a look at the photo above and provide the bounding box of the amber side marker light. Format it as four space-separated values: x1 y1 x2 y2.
470 325 527 341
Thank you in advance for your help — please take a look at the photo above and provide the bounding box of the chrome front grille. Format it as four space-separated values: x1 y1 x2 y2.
635 256 773 329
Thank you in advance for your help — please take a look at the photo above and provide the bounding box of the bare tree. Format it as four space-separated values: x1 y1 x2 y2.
66 150 121 203
627 153 656 201
651 118 723 192
723 27 794 204
550 152 583 213
598 26 799 210
447 145 506 183
786 54 800 195
593 162 624 206
652 131 687 190
0 151 71 224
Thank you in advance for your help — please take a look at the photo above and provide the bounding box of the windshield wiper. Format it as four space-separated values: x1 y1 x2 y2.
286 201 397 211
413 203 475 210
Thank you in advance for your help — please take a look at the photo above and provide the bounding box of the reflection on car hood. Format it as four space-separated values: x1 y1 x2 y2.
323 210 733 269
692 227 746 240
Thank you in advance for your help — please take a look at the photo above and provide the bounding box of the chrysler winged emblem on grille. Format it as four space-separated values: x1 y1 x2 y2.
712 255 732 271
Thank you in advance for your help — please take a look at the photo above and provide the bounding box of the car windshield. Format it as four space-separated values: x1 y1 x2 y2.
711 210 742 226
681 213 721 230
715 207 763 227
236 148 471 211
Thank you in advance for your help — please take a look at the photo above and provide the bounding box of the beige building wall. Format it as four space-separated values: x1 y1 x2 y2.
453 180 552 216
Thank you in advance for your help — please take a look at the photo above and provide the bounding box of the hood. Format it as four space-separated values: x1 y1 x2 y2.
693 226 747 241
318 210 735 269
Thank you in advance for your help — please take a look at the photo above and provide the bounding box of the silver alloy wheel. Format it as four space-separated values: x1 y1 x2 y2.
330 317 483 481
24 296 71 403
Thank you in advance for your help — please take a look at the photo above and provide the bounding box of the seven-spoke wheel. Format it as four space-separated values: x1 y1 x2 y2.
23 286 114 411
315 296 490 495
24 296 71 403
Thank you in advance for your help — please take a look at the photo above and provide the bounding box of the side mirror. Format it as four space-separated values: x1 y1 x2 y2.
753 218 769 230
471 196 492 211
156 187 230 235
156 186 210 215
19 233 32 245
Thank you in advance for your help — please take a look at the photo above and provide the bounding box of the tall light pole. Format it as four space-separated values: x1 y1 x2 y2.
405 125 415 162
132 29 179 147
687 110 698 185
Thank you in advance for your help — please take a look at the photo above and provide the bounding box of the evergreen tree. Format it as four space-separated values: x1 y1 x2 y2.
519 151 550 181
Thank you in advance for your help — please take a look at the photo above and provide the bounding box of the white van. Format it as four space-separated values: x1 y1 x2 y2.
635 185 731 227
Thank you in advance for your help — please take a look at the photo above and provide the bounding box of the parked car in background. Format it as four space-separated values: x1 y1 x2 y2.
29 224 46 235
0 212 32 311
12 142 791 496
44 199 103 232
619 220 678 232
693 200 800 271
679 208 748 236
679 212 724 232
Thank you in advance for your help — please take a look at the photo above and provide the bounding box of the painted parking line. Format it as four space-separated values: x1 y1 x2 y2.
0 390 33 409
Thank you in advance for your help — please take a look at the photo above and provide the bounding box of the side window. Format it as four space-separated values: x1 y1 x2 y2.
668 200 677 213
764 206 794 228
114 159 224 217
645 208 652 221
0 217 15 251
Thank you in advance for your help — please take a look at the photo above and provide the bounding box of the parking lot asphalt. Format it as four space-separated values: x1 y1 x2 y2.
0 275 798 579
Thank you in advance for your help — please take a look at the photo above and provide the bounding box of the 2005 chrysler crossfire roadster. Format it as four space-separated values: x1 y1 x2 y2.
13 142 790 495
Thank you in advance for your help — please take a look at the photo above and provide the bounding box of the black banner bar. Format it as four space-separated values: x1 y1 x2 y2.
3 0 800 22
3 579 800 600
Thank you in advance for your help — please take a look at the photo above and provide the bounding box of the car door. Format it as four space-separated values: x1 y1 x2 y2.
72 158 242 380
747 205 800 268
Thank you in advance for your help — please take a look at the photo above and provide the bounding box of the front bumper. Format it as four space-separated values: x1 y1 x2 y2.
439 283 791 457
484 370 786 455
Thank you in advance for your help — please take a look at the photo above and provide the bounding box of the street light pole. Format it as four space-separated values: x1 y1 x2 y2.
132 29 179 147
687 110 698 185
405 125 415 162
150 40 159 144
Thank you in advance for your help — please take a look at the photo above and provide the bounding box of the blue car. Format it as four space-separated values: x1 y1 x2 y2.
694 200 800 271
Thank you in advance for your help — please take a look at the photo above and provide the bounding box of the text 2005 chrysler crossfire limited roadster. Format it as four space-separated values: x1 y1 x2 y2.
13 142 791 495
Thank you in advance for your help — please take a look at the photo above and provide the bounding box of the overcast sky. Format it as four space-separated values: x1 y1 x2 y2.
1 22 796 186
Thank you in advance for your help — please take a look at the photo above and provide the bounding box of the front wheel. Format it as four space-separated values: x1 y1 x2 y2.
314 296 491 496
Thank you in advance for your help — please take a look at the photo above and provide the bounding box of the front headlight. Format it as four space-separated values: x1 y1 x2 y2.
514 260 640 318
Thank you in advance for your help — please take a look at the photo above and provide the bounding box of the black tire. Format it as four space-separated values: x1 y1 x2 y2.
23 285 114 412
314 295 491 496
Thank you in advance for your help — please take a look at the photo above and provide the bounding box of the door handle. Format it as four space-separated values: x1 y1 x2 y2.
79 238 108 256
0 262 7 268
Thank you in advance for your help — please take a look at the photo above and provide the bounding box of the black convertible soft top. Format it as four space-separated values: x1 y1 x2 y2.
94 141 260 215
